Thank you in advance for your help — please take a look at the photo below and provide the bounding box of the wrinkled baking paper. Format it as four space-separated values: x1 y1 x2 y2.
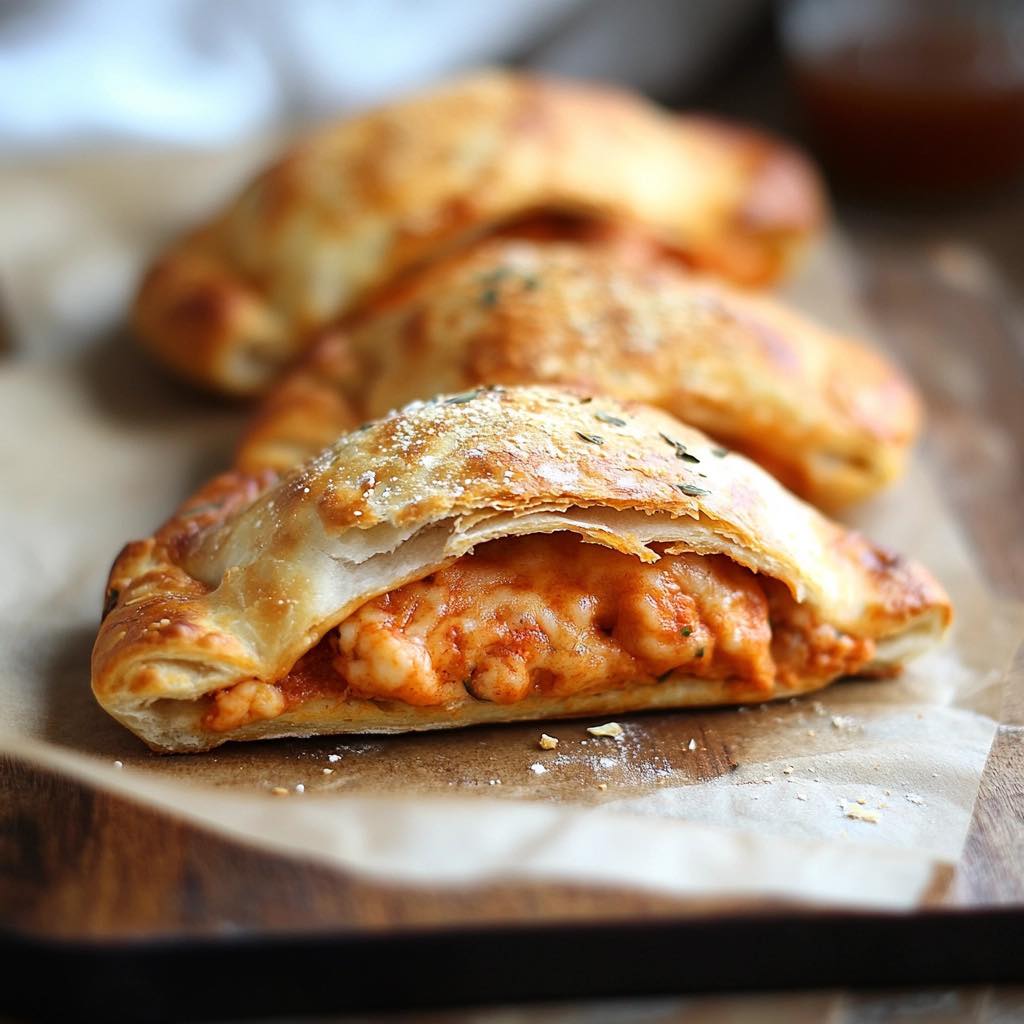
0 148 1020 912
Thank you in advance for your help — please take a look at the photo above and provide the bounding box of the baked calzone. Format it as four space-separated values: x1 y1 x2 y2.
239 239 920 507
93 387 949 753
133 70 824 394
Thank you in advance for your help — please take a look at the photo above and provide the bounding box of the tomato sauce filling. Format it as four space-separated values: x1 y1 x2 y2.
203 532 875 731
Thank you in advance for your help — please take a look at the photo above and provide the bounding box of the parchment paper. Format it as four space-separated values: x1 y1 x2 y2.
1 148 1021 914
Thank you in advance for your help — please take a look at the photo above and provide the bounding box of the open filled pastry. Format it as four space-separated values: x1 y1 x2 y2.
132 70 824 394
93 386 950 753
239 238 920 507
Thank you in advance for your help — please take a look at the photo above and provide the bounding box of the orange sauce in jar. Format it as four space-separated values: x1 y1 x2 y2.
790 24 1024 192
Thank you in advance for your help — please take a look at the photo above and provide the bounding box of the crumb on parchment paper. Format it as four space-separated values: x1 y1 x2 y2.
587 722 623 738
843 802 880 824
538 733 559 750
687 738 697 751
529 763 547 775
270 787 288 796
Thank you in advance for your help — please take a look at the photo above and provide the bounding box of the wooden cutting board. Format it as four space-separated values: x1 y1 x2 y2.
1 222 1021 1022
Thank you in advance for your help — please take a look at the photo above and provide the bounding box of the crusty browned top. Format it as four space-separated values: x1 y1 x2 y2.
238 238 919 507
132 70 825 394
94 386 948 734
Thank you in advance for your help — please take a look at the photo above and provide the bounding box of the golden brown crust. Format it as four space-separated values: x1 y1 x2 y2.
93 386 949 752
238 239 920 507
133 71 825 394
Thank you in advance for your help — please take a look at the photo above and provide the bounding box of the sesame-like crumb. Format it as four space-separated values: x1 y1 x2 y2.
597 783 608 791
295 784 305 794
322 768 334 775
271 787 288 796
112 760 123 769
529 763 547 775
687 738 697 751
587 722 623 738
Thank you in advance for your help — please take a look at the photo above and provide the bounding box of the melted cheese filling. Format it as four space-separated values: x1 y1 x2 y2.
204 533 875 731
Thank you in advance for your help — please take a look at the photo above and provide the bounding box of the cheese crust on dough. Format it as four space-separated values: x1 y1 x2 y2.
93 386 949 752
239 238 918 507
132 71 824 394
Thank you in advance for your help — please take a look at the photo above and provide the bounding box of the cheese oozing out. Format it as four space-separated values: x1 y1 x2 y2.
204 532 875 731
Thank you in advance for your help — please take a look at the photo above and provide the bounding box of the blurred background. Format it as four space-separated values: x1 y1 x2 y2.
1 0 1021 364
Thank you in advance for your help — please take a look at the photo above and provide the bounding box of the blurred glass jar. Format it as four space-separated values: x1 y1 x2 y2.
779 0 1024 193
